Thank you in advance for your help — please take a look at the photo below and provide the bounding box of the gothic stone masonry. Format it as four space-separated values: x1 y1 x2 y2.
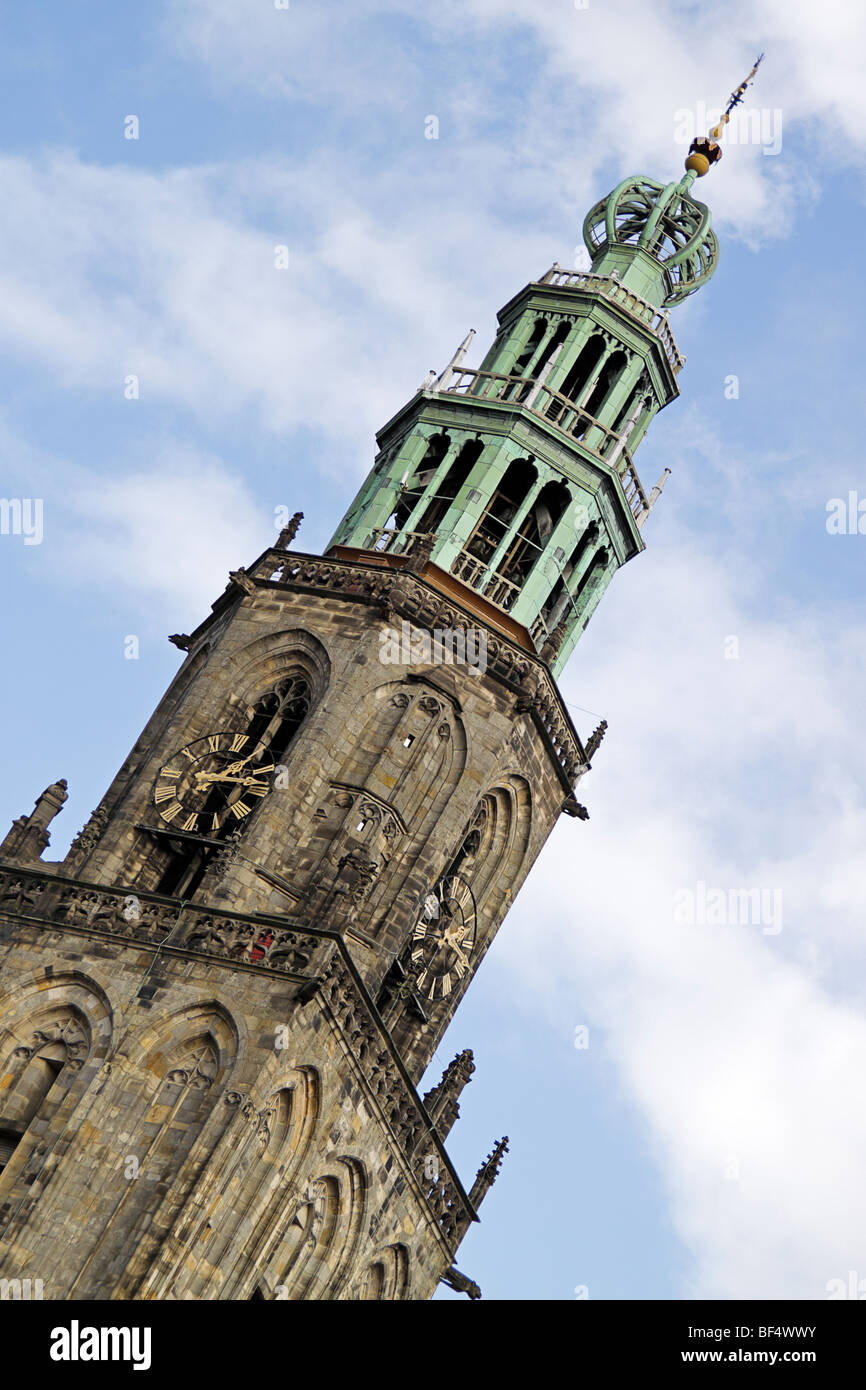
0 159 720 1296
0 554 573 1299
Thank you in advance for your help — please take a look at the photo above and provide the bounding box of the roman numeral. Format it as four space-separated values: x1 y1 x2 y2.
230 800 252 819
411 948 424 963
440 974 453 997
181 747 196 761
246 782 269 797
161 767 182 778
211 814 222 832
182 814 199 832
208 734 221 753
230 734 248 752
162 801 183 822
154 785 176 803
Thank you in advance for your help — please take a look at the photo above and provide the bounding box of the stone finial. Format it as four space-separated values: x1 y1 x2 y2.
469 1135 509 1209
67 805 110 865
422 1048 475 1140
209 827 244 898
405 532 437 574
0 779 68 864
34 779 68 824
276 511 304 548
584 718 608 761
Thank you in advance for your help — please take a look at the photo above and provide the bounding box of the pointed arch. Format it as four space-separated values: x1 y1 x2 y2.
155 1064 321 1301
273 1157 367 1301
465 457 538 570
152 630 330 894
449 777 532 925
0 972 112 1187
358 1243 411 1300
65 1001 240 1298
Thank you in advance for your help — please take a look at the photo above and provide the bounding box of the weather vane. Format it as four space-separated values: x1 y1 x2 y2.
685 54 765 177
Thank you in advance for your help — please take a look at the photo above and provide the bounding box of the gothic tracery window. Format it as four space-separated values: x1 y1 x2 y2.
0 1012 88 1176
243 674 312 766
154 671 313 896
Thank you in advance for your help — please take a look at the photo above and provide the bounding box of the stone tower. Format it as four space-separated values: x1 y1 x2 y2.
0 136 732 1299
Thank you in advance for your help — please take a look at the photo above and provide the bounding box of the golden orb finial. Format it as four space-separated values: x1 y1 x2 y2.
686 54 765 176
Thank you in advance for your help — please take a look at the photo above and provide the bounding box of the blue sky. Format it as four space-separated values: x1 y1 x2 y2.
2 0 866 1300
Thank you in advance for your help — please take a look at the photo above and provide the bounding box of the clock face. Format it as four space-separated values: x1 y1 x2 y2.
153 732 275 834
410 874 477 1001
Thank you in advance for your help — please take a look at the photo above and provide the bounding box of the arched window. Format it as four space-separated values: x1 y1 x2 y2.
494 478 571 589
582 349 628 421
413 438 483 535
393 432 450 530
243 674 312 765
573 547 609 608
155 673 313 896
512 317 548 377
0 1013 88 1176
611 385 646 436
465 458 537 569
528 320 571 385
557 334 606 405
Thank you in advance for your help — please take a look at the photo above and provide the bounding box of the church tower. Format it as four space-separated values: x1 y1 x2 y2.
0 74 757 1300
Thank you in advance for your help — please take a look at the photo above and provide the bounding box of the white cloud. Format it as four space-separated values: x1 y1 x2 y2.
165 0 866 245
495 525 866 1297
0 420 269 625
60 446 269 622
0 150 559 468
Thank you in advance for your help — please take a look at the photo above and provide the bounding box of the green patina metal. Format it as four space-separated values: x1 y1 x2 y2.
327 168 719 678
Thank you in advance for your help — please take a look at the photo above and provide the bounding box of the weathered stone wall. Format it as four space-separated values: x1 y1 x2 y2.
0 894 470 1300
65 560 581 1077
0 551 590 1300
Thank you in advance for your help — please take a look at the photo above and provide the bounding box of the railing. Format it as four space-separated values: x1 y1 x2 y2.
449 549 521 612
364 528 424 555
537 266 686 375
438 368 648 520
530 613 551 647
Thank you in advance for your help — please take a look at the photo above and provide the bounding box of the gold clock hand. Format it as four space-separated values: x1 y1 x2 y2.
195 773 249 785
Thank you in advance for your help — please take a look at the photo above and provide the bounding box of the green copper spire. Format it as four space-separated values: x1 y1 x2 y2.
327 62 764 677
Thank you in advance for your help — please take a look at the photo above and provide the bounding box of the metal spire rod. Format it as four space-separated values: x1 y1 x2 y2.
685 54 765 179
709 54 765 141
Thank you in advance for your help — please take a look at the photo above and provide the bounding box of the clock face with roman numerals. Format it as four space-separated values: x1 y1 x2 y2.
410 874 477 1002
153 732 275 834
